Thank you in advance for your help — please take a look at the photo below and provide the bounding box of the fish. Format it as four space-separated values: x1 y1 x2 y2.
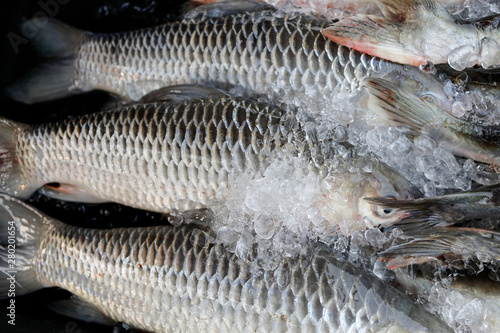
365 78 500 167
190 0 383 20
364 184 500 269
0 193 453 332
191 0 466 20
393 267 500 332
322 0 500 71
379 226 500 269
0 85 420 233
6 1 453 114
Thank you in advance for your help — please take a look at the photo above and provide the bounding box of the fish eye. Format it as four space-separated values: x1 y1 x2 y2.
372 205 396 218
382 207 393 214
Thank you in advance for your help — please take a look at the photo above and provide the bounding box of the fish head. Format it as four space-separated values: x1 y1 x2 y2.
357 162 422 229
317 161 421 234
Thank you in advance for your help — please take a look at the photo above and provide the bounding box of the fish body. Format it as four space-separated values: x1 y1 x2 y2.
0 87 419 232
7 91 290 212
73 7 371 100
0 194 452 332
7 4 451 112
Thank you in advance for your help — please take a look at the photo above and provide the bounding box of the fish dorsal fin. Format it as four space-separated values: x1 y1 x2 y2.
139 85 227 104
46 295 116 326
184 0 271 21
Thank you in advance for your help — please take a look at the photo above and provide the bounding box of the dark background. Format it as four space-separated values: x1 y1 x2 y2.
0 1 186 332
3 2 500 332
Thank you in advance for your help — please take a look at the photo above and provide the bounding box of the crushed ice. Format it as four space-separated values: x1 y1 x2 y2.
199 2 500 332
449 0 500 20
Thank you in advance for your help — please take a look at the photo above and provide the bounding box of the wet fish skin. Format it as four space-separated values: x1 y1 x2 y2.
0 194 452 333
74 9 388 99
7 5 451 111
8 92 291 212
0 88 420 231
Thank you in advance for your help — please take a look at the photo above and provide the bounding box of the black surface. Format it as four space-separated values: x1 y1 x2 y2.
0 1 186 332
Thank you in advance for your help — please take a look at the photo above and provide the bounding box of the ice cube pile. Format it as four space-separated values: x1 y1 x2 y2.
207 2 500 332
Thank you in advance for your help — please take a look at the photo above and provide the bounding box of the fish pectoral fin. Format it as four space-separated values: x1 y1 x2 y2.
184 0 270 21
364 78 452 138
386 214 450 234
366 78 500 166
322 14 426 67
40 183 108 204
139 85 226 104
188 0 218 5
46 296 116 326
323 0 458 66
379 226 500 269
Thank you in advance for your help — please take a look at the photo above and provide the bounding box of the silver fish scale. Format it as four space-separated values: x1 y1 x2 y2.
35 222 447 332
73 10 392 100
15 95 297 213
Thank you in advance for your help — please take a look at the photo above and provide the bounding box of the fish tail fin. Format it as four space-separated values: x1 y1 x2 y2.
322 0 452 66
379 227 500 270
6 18 87 104
0 118 38 199
0 194 46 297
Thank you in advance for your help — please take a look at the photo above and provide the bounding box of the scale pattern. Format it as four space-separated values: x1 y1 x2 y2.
15 94 297 213
73 9 394 100
36 222 449 333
